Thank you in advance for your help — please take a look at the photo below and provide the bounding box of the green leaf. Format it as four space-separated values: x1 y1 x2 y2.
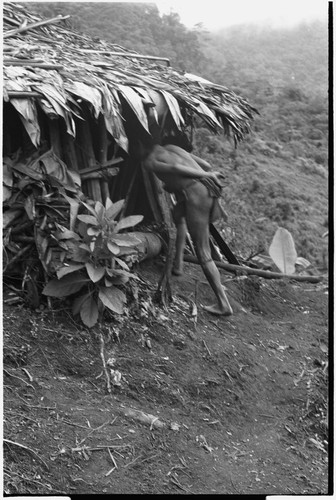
269 227 297 275
24 194 35 220
99 286 126 315
85 263 106 283
105 197 113 210
60 192 80 231
107 241 120 255
42 272 88 297
57 263 85 279
79 243 91 252
77 214 98 225
3 209 22 229
114 257 130 271
115 215 143 232
54 228 81 241
109 275 129 285
72 291 91 315
87 227 101 236
66 241 90 263
80 295 99 328
81 201 97 217
105 199 125 221
105 277 114 287
111 234 141 247
95 201 105 222
114 269 138 279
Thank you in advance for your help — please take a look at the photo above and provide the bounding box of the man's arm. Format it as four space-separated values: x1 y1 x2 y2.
190 153 212 171
145 157 212 179
145 158 224 186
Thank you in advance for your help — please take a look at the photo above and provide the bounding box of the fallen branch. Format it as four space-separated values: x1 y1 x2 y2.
3 368 35 390
183 255 324 283
120 406 165 429
4 439 49 470
71 444 129 453
202 340 211 356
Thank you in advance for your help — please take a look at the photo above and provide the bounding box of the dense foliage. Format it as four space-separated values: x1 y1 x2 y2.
27 2 329 268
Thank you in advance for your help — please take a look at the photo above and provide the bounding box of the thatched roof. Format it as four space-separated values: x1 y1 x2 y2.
3 2 257 152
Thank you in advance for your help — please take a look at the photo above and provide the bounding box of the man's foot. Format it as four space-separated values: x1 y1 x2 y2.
172 265 183 276
202 303 233 316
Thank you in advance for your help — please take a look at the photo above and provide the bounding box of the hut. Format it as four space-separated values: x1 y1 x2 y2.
3 2 257 322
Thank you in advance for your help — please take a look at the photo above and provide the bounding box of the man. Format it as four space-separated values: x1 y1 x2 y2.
142 135 233 316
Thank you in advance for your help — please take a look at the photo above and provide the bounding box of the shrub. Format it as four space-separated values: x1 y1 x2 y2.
43 198 143 327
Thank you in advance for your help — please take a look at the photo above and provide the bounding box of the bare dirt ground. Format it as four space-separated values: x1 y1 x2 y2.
3 258 330 495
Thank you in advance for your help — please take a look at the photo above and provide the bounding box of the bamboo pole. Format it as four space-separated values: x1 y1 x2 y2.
4 15 70 38
6 91 41 98
98 115 110 204
119 164 138 219
4 62 64 70
183 255 324 284
141 165 163 223
77 118 102 203
76 49 170 66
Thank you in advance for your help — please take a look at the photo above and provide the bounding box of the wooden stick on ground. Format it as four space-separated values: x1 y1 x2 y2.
99 333 111 393
183 255 324 284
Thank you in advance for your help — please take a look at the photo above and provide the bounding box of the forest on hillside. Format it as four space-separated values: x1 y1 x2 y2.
26 2 329 267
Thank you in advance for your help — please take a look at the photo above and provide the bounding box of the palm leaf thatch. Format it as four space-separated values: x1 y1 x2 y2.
3 2 257 152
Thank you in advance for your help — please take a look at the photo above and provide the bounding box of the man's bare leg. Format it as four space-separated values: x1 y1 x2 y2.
172 218 187 276
198 258 233 315
185 187 233 316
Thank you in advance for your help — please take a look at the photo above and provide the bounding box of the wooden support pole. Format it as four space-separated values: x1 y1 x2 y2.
119 164 138 219
98 115 110 204
77 118 102 203
141 165 163 223
147 175 176 307
61 130 79 172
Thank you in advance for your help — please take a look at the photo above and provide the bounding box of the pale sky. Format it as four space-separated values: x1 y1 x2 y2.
155 0 329 29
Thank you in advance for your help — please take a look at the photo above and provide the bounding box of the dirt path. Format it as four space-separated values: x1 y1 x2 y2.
3 260 329 495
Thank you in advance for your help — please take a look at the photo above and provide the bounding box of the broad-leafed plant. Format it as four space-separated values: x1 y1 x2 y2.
42 197 143 327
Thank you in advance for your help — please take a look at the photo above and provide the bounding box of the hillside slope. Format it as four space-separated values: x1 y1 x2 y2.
4 259 329 494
